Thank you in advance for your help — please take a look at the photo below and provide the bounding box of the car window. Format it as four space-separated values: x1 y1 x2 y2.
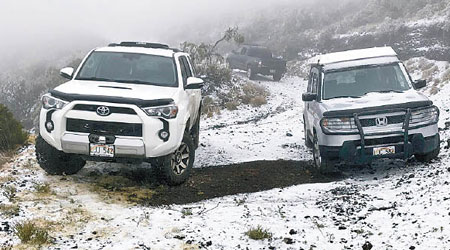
247 48 272 59
310 68 319 94
241 47 247 55
178 57 188 86
181 57 193 78
76 51 177 87
322 63 411 100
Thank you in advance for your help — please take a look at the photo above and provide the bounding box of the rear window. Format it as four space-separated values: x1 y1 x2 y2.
247 48 272 59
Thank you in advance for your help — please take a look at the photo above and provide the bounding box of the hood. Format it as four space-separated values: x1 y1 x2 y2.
322 89 432 116
53 80 179 103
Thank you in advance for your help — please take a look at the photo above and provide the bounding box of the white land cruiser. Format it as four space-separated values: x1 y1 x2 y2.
36 42 203 185
302 47 440 172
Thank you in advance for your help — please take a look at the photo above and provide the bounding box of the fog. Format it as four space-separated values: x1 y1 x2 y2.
0 0 309 70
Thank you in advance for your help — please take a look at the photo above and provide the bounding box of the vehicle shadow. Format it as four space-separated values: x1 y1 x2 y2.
76 160 343 206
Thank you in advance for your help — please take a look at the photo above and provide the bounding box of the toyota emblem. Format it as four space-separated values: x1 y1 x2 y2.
375 117 388 126
96 106 111 116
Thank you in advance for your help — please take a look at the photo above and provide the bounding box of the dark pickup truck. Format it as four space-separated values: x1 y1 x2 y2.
226 45 287 81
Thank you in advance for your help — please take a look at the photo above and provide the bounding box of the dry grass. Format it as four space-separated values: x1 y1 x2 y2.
90 175 155 204
0 150 15 169
2 185 17 202
14 221 52 245
245 226 272 240
0 204 20 217
33 183 51 194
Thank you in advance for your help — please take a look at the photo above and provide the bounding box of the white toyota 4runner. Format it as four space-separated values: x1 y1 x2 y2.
36 42 203 185
303 47 440 172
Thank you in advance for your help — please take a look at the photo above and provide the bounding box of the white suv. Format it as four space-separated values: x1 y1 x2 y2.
303 47 440 172
36 42 203 185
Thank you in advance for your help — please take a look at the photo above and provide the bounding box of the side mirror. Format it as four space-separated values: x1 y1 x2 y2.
60 67 74 80
413 79 426 89
302 93 317 102
186 77 204 89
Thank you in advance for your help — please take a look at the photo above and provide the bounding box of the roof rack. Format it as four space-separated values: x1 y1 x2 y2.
108 42 181 52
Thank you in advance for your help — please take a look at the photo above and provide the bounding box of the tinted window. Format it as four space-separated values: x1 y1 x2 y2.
241 47 247 55
76 52 177 87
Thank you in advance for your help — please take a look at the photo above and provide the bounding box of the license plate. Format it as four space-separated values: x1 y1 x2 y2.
90 144 114 157
373 146 395 156
270 69 276 73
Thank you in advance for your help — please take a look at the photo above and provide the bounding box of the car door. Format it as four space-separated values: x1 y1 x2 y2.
305 67 320 134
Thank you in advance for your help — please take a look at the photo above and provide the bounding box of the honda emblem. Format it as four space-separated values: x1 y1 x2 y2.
375 117 388 126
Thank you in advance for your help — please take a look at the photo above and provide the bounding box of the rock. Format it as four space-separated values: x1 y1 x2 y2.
338 225 347 230
283 237 294 244
206 241 212 246
362 241 373 250
286 132 293 137
409 246 416 250
289 229 298 235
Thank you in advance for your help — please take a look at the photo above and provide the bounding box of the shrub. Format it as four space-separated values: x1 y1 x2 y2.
245 226 272 240
0 104 28 151
14 221 52 245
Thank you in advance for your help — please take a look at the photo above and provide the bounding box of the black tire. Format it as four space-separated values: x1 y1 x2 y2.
273 73 282 82
153 133 195 186
191 114 200 149
247 66 256 80
304 122 313 148
35 135 86 175
312 133 335 174
414 147 440 163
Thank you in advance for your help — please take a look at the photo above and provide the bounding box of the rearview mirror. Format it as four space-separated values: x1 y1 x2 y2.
413 79 426 89
302 93 317 102
60 67 74 80
186 77 204 89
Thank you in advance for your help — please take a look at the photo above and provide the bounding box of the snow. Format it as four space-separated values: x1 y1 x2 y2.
309 47 397 66
1 69 450 249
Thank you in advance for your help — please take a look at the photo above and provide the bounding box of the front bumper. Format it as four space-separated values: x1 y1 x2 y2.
320 133 440 164
39 100 186 158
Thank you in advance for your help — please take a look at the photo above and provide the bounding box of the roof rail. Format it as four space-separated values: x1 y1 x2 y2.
108 42 170 49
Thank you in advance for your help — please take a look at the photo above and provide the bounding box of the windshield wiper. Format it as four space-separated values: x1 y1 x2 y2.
115 79 154 85
76 77 116 82
328 95 361 99
366 90 405 94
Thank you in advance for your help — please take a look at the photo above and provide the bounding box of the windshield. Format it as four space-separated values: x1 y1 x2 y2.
247 48 272 59
322 63 411 100
76 51 177 87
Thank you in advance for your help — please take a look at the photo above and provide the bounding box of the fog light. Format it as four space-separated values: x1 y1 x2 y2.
45 121 54 132
158 130 170 141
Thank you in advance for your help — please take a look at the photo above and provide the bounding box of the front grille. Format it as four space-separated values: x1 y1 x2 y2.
72 104 137 115
66 118 142 137
360 114 405 127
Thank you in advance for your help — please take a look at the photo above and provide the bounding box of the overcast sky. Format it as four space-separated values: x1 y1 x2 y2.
0 0 307 69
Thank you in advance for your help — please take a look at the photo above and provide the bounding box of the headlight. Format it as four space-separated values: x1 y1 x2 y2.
410 106 439 126
42 94 68 110
142 105 178 119
258 61 262 67
321 117 358 133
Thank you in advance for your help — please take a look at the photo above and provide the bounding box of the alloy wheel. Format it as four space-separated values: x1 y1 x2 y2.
171 142 190 175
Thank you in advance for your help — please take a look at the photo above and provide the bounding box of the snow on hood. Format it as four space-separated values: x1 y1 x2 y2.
53 80 179 101
321 89 431 112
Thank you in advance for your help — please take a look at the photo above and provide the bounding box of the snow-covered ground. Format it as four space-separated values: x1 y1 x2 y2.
1 68 450 249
